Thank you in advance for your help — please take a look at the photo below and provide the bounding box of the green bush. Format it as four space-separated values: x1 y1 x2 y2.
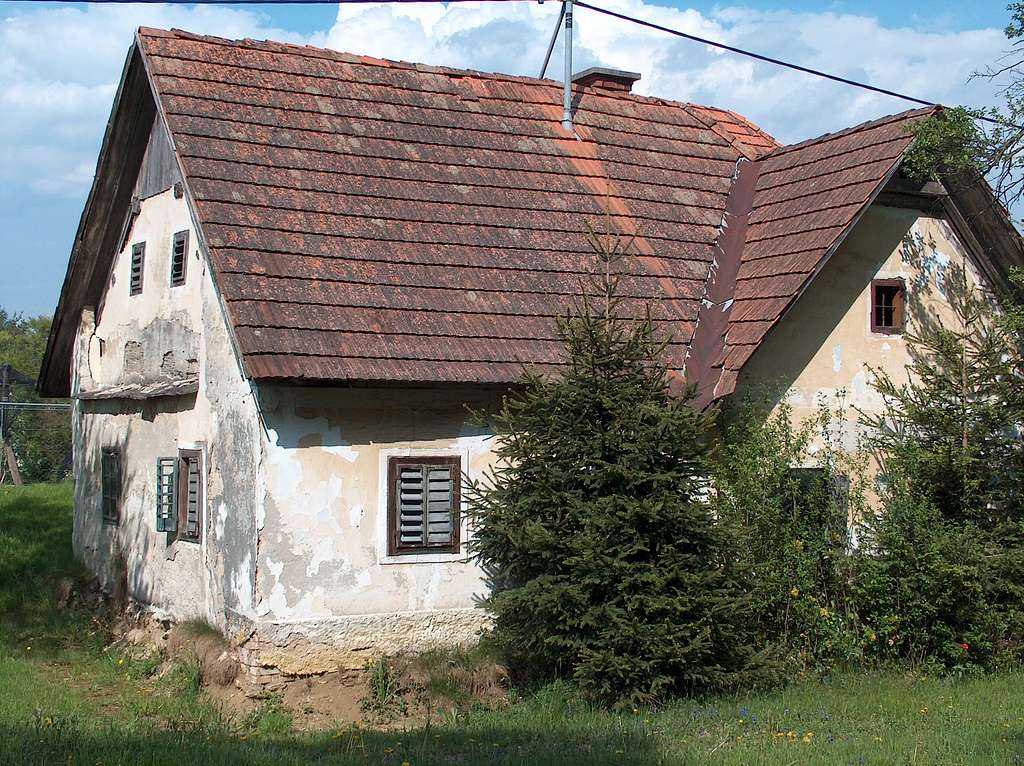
714 398 867 673
466 231 772 705
856 264 1024 672
854 447 1021 673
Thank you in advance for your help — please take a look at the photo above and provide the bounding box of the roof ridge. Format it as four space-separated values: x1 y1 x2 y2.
687 103 780 146
765 105 937 159
138 26 774 137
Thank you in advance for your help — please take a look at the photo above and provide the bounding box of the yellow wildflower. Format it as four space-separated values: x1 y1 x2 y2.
790 588 800 598
802 732 814 744
819 607 829 618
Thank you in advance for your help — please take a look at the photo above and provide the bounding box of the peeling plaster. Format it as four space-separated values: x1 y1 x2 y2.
738 205 989 501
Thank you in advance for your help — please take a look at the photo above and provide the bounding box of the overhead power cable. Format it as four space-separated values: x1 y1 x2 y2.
573 1 1017 129
9 0 1014 127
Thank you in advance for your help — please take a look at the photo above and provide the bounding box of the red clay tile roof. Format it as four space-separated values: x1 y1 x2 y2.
133 28 931 391
707 107 936 399
137 27 779 385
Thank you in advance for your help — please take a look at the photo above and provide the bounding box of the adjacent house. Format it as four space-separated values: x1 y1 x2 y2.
39 28 1023 676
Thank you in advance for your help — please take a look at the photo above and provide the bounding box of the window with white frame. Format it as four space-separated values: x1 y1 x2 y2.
386 456 461 556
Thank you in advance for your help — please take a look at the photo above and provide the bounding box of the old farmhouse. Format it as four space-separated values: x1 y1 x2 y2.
39 28 1023 676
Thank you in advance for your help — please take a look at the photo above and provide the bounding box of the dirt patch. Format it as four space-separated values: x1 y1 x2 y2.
282 670 367 729
167 622 239 687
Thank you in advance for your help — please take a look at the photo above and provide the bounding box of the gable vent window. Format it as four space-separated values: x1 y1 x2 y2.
101 447 122 526
871 278 905 334
387 456 460 556
155 449 204 542
170 231 189 288
129 243 145 296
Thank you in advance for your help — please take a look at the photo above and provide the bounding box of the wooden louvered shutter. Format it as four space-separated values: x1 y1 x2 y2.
388 457 460 555
425 466 455 545
156 457 177 533
170 231 188 287
130 243 145 296
101 448 122 525
177 449 202 542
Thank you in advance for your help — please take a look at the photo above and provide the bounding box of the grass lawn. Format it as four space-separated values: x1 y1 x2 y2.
1 482 1023 765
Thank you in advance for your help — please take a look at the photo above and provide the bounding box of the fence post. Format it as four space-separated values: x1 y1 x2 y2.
1 437 22 485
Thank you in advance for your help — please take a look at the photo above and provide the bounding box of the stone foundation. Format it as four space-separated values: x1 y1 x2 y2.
241 608 492 676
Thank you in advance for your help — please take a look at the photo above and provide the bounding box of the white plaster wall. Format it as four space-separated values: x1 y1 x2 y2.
251 385 502 672
72 187 263 629
739 203 992 456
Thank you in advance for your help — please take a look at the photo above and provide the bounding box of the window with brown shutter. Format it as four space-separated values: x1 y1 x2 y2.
101 447 122 525
170 231 188 288
129 243 145 296
871 278 905 334
387 456 460 556
156 449 203 542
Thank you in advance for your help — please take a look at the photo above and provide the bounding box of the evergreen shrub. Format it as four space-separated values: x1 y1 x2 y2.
466 230 773 705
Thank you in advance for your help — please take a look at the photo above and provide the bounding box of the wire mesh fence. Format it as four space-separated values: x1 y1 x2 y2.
0 400 72 484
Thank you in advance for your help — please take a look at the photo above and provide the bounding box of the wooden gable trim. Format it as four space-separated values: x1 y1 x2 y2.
133 29 257 409
939 170 1024 297
39 44 156 397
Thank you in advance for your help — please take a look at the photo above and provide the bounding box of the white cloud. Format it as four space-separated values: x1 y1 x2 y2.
324 1 1005 144
0 0 1008 203
0 3 310 197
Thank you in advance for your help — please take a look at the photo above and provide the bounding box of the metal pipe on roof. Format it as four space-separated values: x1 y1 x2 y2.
562 0 573 132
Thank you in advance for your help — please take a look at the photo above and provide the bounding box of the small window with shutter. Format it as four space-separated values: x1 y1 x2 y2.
101 447 122 525
871 278 905 334
155 449 203 542
170 231 188 288
387 456 460 556
130 242 145 296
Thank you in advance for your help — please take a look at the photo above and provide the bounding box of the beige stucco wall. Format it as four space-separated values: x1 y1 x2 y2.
249 385 501 673
738 203 991 461
72 189 501 668
72 187 263 629
73 190 994 674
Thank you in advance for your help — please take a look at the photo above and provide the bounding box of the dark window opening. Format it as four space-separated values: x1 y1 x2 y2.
155 449 203 543
871 278 905 334
170 231 188 288
129 243 145 296
101 447 122 525
789 467 851 546
387 456 460 556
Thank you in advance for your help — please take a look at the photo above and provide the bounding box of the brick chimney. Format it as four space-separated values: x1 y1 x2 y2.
572 67 642 93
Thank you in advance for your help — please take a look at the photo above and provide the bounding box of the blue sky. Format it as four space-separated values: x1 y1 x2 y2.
0 0 1013 317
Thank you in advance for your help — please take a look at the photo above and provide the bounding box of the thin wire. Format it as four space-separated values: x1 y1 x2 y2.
8 0 1016 128
575 0 1017 129
6 0 490 3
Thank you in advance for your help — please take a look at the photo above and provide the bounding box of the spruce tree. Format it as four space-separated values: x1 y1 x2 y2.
860 260 1024 525
857 260 1024 667
466 229 767 705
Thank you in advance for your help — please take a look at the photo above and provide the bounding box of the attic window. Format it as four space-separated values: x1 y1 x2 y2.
170 231 188 287
871 279 905 334
129 243 145 296
387 456 460 556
